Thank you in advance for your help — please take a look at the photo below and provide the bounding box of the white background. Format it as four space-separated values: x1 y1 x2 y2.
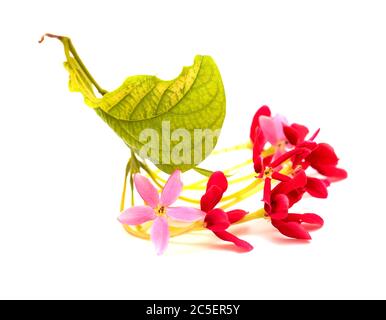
0 0 385 299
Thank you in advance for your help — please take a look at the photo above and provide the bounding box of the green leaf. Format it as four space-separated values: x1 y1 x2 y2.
96 56 226 173
47 35 226 174
64 57 100 107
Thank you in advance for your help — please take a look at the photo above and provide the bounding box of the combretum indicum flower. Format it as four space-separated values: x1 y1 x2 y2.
119 171 205 255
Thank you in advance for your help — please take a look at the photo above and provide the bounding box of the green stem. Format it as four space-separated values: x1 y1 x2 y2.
39 33 108 96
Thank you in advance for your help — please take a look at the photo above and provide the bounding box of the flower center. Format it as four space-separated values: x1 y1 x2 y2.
155 205 167 217
276 140 289 151
264 167 274 178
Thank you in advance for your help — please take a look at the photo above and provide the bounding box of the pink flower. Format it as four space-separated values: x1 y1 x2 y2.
118 170 205 255
250 106 290 160
259 113 288 150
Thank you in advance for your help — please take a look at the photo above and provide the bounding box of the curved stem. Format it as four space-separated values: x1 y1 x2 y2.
39 33 108 96
169 221 204 237
220 182 264 210
211 142 252 155
221 179 262 201
120 171 129 212
235 208 266 224
178 196 201 204
123 225 150 240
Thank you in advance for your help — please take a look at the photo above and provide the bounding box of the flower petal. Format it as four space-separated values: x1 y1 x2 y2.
119 206 155 225
204 208 230 232
298 140 318 151
253 127 266 152
263 178 272 213
213 230 253 251
292 169 308 188
272 169 307 196
207 171 228 194
271 194 289 219
272 114 288 142
322 179 331 187
284 123 309 146
160 170 183 207
271 219 311 240
272 172 291 182
302 213 324 226
306 177 328 198
250 105 271 141
271 147 306 168
291 123 309 143
287 189 306 208
253 154 263 175
287 213 324 226
259 116 281 145
308 143 339 166
167 207 205 222
313 165 348 181
134 174 159 208
291 147 313 168
270 211 288 220
263 155 274 167
283 125 300 145
226 209 248 224
200 185 223 212
150 217 170 255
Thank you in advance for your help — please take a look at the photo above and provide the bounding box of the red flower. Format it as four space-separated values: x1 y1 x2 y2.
270 169 308 209
271 169 329 206
201 172 253 251
253 146 306 178
253 147 313 212
267 170 325 239
283 123 347 182
305 143 347 181
249 105 347 241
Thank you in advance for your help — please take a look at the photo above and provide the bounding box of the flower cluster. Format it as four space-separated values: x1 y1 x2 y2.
250 106 347 240
119 106 347 255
